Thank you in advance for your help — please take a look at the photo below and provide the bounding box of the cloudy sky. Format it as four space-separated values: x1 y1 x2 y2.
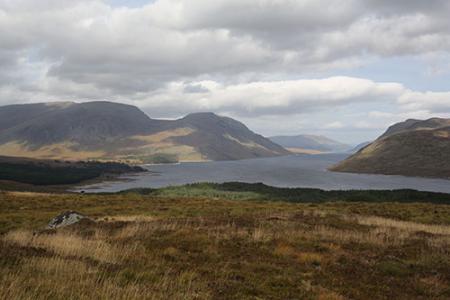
1 0 450 144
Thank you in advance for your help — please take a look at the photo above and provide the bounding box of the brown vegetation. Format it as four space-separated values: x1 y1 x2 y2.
331 121 450 179
1 191 450 299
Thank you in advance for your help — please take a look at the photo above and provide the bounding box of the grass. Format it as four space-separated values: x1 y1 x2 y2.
1 186 450 299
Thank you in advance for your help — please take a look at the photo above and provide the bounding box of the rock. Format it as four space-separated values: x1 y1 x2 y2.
47 211 91 229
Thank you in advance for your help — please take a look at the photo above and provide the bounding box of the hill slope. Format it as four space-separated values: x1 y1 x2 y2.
331 118 450 178
0 102 289 162
269 134 350 153
350 141 372 153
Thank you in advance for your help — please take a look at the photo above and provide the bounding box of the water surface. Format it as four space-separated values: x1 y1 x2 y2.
77 154 450 193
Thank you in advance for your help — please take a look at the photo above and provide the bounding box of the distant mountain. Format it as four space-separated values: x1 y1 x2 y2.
331 118 450 179
0 102 289 163
269 134 350 153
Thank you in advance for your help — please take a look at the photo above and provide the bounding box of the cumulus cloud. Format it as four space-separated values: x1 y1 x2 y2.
399 91 450 112
324 121 345 129
0 0 449 141
135 77 404 117
1 0 450 95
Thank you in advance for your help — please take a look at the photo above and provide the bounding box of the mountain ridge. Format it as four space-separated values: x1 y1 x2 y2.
269 134 350 153
0 102 289 163
379 118 450 139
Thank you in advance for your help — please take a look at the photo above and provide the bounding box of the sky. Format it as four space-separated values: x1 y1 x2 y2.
1 0 450 144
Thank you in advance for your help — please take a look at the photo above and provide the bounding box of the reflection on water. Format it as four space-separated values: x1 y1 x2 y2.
76 154 450 194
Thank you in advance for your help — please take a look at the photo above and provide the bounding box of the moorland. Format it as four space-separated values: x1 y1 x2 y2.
1 183 450 299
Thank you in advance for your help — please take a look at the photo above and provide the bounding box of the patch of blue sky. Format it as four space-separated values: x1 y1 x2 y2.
282 55 450 93
340 56 450 92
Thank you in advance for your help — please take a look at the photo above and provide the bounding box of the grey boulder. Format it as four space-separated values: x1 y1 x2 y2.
47 211 91 229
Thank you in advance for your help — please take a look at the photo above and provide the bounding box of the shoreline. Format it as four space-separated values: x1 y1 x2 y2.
73 155 450 195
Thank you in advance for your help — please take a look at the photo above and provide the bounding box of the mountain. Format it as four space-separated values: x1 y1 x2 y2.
350 141 372 153
379 118 450 139
175 113 290 161
269 134 350 154
0 102 159 146
330 118 450 179
0 102 289 163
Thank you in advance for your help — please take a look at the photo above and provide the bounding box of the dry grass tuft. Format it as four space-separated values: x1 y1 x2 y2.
4 230 121 263
99 215 157 223
297 252 323 265
357 215 450 235
250 226 272 242
317 290 346 300
273 243 296 257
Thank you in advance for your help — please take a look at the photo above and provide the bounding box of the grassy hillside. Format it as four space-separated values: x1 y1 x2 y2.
331 125 450 179
1 188 449 299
